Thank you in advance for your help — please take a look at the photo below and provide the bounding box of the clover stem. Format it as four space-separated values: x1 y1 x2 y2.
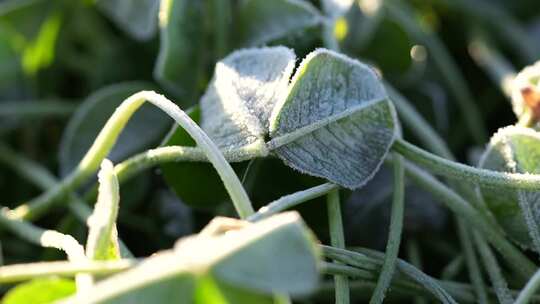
10 91 253 221
393 138 540 191
327 189 350 304
398 161 536 278
369 153 404 304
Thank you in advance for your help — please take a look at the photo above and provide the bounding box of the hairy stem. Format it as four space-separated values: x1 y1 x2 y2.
370 154 404 304
327 189 350 304
399 161 536 277
10 91 253 220
393 138 540 192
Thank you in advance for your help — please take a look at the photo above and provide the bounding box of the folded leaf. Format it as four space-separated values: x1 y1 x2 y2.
96 0 159 41
201 46 295 152
86 159 121 261
269 49 397 189
478 126 540 249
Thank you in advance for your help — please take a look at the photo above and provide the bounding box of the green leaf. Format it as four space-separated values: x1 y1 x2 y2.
3 277 75 304
478 126 540 249
200 46 295 152
59 82 170 176
86 159 121 261
268 49 398 189
96 0 159 41
154 0 206 101
237 0 322 47
62 212 320 303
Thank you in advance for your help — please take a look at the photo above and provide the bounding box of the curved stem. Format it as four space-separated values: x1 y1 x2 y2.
473 232 514 304
247 182 337 222
399 160 536 277
393 138 540 191
327 189 350 304
10 91 254 220
0 143 132 257
370 154 404 304
0 209 85 263
457 218 488 304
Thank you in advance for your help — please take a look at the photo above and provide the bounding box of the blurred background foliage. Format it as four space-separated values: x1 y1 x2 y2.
1 0 540 302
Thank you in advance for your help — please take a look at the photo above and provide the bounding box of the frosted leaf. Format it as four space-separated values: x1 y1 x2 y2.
511 61 540 118
62 212 319 303
478 126 540 249
269 49 397 189
201 47 296 153
97 0 159 41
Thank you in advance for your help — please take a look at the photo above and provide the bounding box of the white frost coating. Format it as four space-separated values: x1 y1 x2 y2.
478 126 540 249
511 61 540 117
86 159 120 260
201 46 296 151
40 230 86 262
269 49 397 189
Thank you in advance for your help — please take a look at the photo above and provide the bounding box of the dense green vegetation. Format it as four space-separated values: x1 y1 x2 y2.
2 0 540 303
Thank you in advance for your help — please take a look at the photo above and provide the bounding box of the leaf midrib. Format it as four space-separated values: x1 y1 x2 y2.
266 97 388 150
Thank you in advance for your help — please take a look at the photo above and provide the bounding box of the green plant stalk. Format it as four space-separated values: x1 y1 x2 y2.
0 143 132 257
369 153 404 304
10 91 254 220
515 269 540 304
0 210 85 263
441 255 464 280
406 239 428 304
399 160 536 278
473 232 514 304
457 218 488 304
393 138 540 192
388 83 493 300
84 144 266 202
327 189 350 304
384 0 487 144
323 246 456 303
248 182 338 222
0 259 136 284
